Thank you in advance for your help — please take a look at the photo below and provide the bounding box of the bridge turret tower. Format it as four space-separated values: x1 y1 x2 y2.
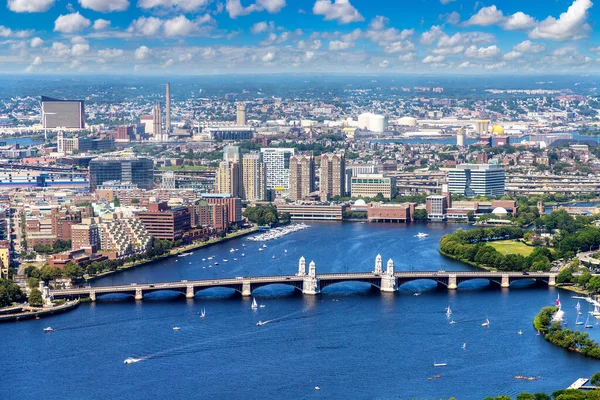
380 258 398 292
308 260 316 278
297 256 306 276
386 258 395 276
374 254 383 275
303 260 320 295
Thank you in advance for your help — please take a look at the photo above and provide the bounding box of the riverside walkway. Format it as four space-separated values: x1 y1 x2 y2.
49 255 558 302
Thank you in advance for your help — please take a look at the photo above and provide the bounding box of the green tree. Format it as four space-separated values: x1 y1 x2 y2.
28 288 43 307
579 270 592 287
556 268 573 284
413 209 428 221
587 276 600 293
591 372 600 386
63 262 84 280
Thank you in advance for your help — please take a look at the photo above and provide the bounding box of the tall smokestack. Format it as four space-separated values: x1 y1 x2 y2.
165 82 171 133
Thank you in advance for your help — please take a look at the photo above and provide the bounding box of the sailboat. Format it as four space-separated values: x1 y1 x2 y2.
200 308 206 319
449 319 456 324
461 343 467 350
482 317 490 327
585 314 594 329
252 298 258 310
577 300 582 315
518 330 523 335
446 306 452 316
575 313 584 325
43 327 54 333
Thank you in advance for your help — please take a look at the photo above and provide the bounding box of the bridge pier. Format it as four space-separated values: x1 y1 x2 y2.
186 285 195 299
448 274 457 290
501 274 510 288
302 260 320 295
135 288 143 301
89 291 96 302
380 258 398 292
548 275 556 287
242 280 251 297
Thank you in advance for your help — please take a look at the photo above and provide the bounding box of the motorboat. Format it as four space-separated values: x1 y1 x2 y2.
223 259 228 262
258 248 264 252
43 327 54 333
449 320 456 325
124 358 141 364
416 232 429 238
256 321 267 326
178 252 192 257
315 387 320 391
202 258 206 261
462 343 467 350
173 327 181 331
433 362 447 367
518 330 523 335
482 318 490 327
234 258 237 261
414 292 421 296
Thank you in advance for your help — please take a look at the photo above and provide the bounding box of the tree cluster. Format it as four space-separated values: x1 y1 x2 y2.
440 227 555 272
243 204 279 226
0 279 25 308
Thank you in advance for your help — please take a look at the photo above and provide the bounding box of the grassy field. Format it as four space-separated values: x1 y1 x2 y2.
489 240 535 256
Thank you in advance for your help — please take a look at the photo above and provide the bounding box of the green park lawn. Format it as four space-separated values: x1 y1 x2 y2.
488 240 535 257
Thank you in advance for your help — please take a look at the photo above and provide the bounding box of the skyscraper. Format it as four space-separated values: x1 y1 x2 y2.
165 82 171 133
289 155 315 201
215 161 241 197
447 164 505 197
242 152 266 201
41 96 85 129
236 104 247 126
320 153 345 201
261 148 295 198
89 155 154 190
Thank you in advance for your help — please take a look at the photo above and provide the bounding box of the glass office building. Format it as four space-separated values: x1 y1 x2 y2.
447 164 505 197
89 156 154 190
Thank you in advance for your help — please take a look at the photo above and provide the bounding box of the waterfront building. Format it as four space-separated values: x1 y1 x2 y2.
447 164 505 197
190 200 228 231
201 194 242 224
345 164 377 196
241 152 267 201
320 153 345 201
135 202 191 241
261 148 295 197
366 202 415 223
89 155 154 190
41 96 85 129
276 203 344 221
288 155 315 201
426 195 449 221
350 174 396 200
215 161 241 197
236 104 247 126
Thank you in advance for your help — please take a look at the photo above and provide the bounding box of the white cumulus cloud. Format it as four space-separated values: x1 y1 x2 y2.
513 40 546 54
422 55 445 63
78 0 129 12
54 12 91 33
328 40 354 50
30 37 44 48
138 0 210 12
463 5 504 26
529 0 592 41
262 51 275 62
503 12 536 31
163 15 197 37
250 21 274 34
8 0 54 12
135 45 152 60
226 0 286 18
93 19 111 30
98 48 124 58
464 44 502 59
313 0 364 24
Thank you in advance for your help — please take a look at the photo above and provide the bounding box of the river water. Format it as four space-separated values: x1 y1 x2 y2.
2 222 598 399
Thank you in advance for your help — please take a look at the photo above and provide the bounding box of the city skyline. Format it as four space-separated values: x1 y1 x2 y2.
0 0 598 74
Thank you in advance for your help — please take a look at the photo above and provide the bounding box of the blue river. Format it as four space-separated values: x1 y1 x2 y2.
2 222 598 400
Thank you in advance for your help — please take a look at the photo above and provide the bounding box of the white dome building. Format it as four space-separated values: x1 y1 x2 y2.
369 115 387 133
397 116 417 127
491 207 508 216
358 113 373 129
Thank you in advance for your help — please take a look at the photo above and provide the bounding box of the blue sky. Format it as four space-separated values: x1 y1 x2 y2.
0 0 598 74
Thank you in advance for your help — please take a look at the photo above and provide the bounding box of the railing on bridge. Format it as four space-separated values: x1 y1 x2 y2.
48 255 558 303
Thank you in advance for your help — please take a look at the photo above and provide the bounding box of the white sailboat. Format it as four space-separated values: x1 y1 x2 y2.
518 330 523 335
252 298 258 310
482 317 490 327
200 308 206 319
461 343 467 350
577 300 582 315
575 313 584 325
585 314 594 329
446 306 452 316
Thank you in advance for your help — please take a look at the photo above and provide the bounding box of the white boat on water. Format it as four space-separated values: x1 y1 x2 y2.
44 327 54 333
446 306 452 316
416 232 429 238
178 252 192 257
462 343 467 350
230 248 235 253
202 258 206 261
252 298 259 310
449 320 456 325
207 257 213 260
173 327 181 331
518 330 523 335
482 318 490 327
256 321 267 326
263 244 267 248
200 308 206 319
241 253 245 257
223 259 228 262
414 292 421 296
258 248 263 252
124 358 141 364
433 362 447 367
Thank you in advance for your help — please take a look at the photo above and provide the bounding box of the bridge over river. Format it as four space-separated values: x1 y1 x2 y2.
49 256 558 302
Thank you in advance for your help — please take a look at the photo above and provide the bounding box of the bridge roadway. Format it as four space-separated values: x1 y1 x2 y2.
49 270 558 301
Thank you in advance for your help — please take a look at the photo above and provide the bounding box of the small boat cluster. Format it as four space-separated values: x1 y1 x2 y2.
248 223 310 242
514 376 540 381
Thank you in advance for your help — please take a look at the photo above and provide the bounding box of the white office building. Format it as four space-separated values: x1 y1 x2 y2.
448 164 505 197
260 148 295 197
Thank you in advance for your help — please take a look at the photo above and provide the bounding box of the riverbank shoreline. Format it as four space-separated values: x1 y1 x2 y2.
0 300 80 323
85 226 258 282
